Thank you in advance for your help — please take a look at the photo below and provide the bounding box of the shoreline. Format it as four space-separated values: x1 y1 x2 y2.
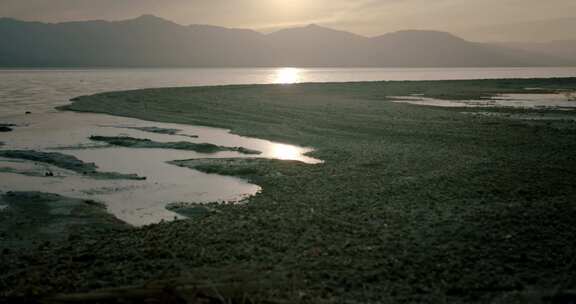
0 109 319 226
2 77 576 302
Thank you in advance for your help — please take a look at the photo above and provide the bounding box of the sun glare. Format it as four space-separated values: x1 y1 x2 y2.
273 67 302 84
271 143 301 160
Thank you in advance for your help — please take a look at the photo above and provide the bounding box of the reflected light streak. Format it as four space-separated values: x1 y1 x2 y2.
271 143 301 160
273 67 302 84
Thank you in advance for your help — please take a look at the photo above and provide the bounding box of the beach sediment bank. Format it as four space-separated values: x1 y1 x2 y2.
0 191 130 251
2 78 576 303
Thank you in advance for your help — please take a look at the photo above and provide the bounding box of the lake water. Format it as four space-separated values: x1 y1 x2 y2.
1 67 576 117
1 67 575 225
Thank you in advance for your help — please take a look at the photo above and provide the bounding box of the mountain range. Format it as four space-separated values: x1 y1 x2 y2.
0 15 573 67
496 40 576 63
462 17 576 42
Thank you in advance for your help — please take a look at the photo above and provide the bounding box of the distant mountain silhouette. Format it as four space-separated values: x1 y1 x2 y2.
463 17 576 42
368 30 566 67
267 24 371 66
0 15 571 67
495 40 576 63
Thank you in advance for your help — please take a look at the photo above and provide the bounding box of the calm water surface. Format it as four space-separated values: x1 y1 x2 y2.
0 112 319 225
1 67 576 116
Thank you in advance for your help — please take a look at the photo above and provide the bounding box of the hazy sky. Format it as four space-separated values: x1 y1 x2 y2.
1 0 575 38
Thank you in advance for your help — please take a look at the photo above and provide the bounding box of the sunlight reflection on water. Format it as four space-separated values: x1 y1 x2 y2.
271 143 301 160
273 67 303 84
2 67 576 117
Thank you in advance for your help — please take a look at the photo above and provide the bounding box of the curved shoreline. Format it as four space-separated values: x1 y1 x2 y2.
3 78 576 302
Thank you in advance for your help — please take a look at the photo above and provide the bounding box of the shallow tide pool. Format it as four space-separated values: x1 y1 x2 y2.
0 111 321 226
391 93 576 109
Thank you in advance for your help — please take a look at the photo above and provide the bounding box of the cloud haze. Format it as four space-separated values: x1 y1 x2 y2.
1 0 575 40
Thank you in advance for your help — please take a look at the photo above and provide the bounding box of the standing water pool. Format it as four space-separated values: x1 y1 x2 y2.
0 111 320 226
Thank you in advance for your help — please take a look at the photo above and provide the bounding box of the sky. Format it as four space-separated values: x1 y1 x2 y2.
1 0 575 40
